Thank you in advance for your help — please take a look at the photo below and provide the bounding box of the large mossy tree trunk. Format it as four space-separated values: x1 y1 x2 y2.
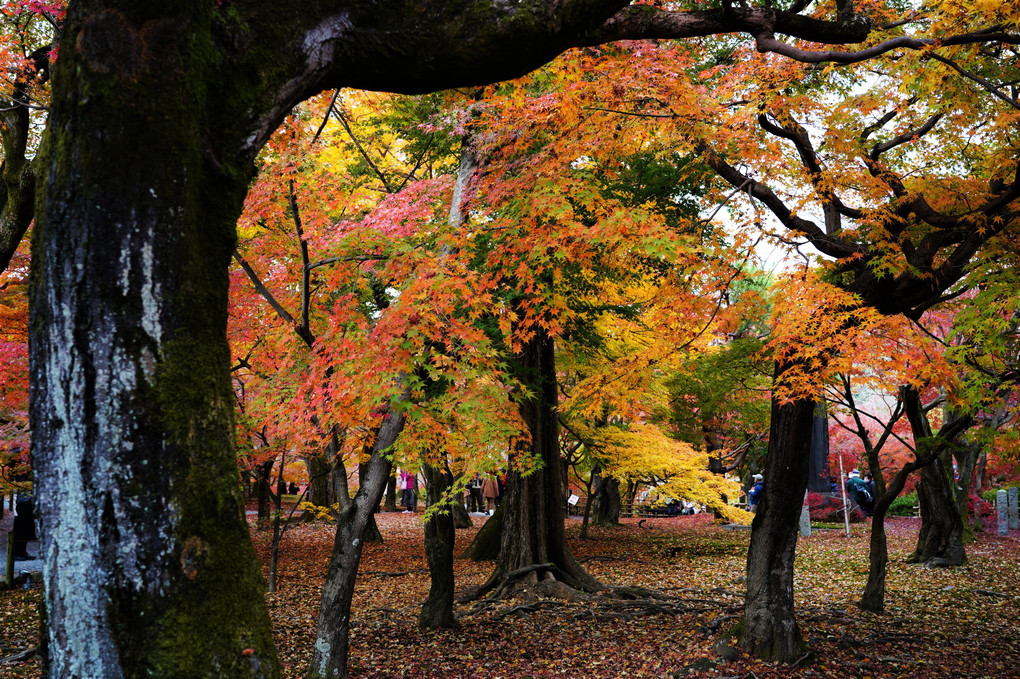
308 409 404 679
29 4 282 676
739 384 814 662
419 463 460 629
478 328 600 597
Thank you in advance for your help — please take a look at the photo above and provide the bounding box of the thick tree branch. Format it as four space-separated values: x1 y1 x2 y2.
696 140 863 260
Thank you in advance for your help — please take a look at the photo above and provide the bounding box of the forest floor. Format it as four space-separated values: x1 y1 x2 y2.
2 511 1019 678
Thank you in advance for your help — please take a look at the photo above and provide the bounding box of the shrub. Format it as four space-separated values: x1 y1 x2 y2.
887 491 918 517
806 491 866 523
968 493 995 519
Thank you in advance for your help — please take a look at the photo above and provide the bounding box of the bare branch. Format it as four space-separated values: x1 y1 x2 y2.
233 250 316 348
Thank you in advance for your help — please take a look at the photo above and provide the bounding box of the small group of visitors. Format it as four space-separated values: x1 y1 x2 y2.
468 472 503 514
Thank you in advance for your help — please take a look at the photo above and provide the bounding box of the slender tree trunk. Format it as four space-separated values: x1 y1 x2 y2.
419 463 460 629
973 451 987 495
859 461 916 612
308 408 404 679
478 327 600 596
954 441 980 538
269 466 285 593
30 6 278 675
333 451 352 513
740 384 813 662
358 460 384 543
579 469 597 540
257 458 275 522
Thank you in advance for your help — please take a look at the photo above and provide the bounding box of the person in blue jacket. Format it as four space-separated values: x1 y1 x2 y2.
748 474 764 513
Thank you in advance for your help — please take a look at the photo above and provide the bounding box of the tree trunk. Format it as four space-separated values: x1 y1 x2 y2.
858 459 917 612
384 474 398 512
591 474 621 527
308 408 404 679
478 327 600 596
740 384 813 662
452 492 473 528
257 458 275 522
579 468 597 540
419 463 460 629
357 461 384 543
904 397 967 566
305 453 336 509
953 441 980 538
333 451 352 513
462 500 503 561
333 464 351 510
911 456 966 565
29 6 279 675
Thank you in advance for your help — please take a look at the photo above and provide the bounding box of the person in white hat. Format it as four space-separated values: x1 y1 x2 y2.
748 474 764 513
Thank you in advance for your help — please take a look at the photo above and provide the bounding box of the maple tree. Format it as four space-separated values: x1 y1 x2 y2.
4 0 1016 675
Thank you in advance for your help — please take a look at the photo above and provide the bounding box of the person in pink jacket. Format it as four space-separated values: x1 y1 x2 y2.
400 471 416 513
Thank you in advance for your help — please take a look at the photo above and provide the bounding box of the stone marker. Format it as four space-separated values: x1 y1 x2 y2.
1009 487 1018 531
997 489 1008 536
800 492 812 537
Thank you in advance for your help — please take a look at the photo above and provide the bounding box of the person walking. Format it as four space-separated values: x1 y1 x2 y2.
468 472 484 513
482 475 499 515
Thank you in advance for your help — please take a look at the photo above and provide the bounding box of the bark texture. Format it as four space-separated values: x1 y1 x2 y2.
740 388 814 662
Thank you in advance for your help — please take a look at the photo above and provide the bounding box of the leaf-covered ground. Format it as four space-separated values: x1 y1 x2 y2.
3 513 1019 677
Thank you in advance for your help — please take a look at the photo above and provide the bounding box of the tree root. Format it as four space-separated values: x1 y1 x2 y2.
0 647 36 664
495 600 567 620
